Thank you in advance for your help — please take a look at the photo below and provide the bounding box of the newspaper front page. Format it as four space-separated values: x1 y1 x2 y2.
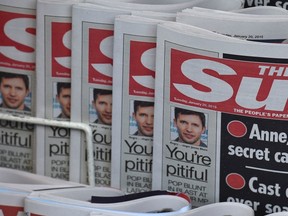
36 0 81 180
0 0 36 173
112 15 169 193
71 3 133 186
152 21 288 216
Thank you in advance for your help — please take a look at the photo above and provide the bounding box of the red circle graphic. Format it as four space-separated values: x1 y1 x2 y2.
227 120 247 138
226 173 246 190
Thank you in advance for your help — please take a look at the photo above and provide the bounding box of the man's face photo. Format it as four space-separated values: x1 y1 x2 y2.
0 77 29 110
133 106 154 137
174 113 205 145
93 94 112 125
57 87 71 118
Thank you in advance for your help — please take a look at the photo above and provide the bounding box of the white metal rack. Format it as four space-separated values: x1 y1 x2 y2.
0 113 95 186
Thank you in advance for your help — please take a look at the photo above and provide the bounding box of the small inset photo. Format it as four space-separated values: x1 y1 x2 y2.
171 106 208 148
130 100 154 137
0 72 31 112
90 88 112 125
53 82 71 119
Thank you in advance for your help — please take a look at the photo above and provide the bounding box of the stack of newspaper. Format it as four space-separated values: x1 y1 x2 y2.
3 0 288 215
110 5 288 216
0 0 244 184
69 0 245 189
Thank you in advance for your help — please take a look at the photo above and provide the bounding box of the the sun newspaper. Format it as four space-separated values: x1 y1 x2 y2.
0 0 36 174
111 15 171 194
152 21 288 216
71 2 133 186
35 0 82 181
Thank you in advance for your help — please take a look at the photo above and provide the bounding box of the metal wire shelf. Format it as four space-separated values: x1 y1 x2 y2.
0 113 95 187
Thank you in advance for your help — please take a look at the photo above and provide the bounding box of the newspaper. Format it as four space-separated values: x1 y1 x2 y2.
0 0 36 173
24 188 191 216
111 15 170 194
71 3 135 186
152 21 288 216
0 167 83 216
35 0 82 181
177 7 288 42
244 0 288 9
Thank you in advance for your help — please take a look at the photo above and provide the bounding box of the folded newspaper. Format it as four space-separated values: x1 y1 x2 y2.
35 0 82 181
24 188 191 215
0 0 36 174
174 12 288 215
152 21 288 216
0 167 83 216
70 2 134 186
111 14 171 194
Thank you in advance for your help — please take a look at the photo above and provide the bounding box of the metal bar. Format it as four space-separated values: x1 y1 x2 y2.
0 113 95 187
